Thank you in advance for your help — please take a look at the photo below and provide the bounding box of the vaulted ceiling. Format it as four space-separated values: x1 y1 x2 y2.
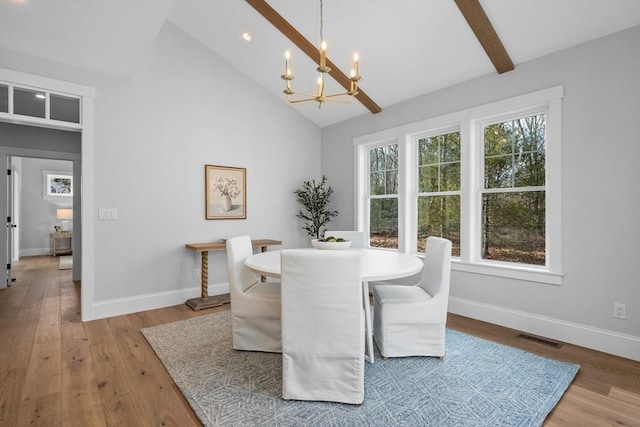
1 0 639 127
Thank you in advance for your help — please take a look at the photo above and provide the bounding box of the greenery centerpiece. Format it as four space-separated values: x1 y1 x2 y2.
294 175 338 239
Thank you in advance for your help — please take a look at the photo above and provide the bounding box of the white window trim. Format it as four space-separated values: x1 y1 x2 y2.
354 86 563 285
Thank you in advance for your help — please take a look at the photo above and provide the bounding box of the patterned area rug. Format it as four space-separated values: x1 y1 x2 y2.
141 311 578 427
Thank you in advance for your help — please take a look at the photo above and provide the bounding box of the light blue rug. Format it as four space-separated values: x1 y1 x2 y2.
141 311 578 427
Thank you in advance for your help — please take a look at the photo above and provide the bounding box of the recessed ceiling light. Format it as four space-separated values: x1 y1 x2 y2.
242 32 252 42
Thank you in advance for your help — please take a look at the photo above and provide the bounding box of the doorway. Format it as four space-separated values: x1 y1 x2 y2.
1 124 81 289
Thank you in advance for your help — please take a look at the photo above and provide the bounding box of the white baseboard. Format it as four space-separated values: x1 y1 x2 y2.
90 281 230 321
448 297 640 362
20 248 50 257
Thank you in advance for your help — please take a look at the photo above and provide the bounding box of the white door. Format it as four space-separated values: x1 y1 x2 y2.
11 166 19 262
1 154 15 288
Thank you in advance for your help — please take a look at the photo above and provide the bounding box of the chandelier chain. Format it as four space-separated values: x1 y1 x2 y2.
320 0 324 43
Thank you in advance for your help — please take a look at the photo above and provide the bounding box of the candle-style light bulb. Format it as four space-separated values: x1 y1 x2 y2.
353 52 359 77
284 51 291 77
319 40 327 69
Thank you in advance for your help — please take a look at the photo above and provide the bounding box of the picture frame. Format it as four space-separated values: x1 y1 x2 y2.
43 170 73 198
205 164 246 220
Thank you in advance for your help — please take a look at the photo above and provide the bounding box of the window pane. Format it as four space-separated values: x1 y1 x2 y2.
481 191 545 265
419 164 438 192
484 115 545 189
370 172 385 196
14 88 46 118
51 94 80 123
441 162 460 191
370 198 398 249
418 131 460 192
0 84 8 113
417 195 460 255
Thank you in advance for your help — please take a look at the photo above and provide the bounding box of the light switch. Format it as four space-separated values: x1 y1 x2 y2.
98 208 118 220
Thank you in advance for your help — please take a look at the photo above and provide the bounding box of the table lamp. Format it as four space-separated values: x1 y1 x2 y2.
57 208 73 231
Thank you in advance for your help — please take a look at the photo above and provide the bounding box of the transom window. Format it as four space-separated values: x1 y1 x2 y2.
0 81 81 125
355 87 563 284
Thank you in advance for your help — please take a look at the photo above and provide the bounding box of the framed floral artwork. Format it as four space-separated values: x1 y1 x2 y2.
205 164 246 220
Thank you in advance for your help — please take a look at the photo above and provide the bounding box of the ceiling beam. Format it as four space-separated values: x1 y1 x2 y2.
454 0 514 74
245 0 382 114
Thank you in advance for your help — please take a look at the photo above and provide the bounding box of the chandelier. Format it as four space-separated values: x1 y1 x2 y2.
281 0 361 107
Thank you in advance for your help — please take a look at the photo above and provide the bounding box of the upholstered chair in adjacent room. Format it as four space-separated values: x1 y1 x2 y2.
372 236 452 359
281 249 364 405
225 235 281 353
323 230 366 248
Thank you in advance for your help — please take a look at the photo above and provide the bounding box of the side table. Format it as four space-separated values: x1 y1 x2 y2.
50 232 73 256
184 238 282 310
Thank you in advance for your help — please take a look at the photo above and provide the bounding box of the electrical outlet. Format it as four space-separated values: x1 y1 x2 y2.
613 303 626 319
192 268 201 280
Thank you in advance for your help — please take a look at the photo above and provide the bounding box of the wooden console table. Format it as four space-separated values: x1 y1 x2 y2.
184 238 282 311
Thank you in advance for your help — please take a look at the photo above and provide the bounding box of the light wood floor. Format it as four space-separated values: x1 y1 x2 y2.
1 256 638 426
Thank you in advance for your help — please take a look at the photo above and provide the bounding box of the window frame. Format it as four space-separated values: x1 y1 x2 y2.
354 86 563 285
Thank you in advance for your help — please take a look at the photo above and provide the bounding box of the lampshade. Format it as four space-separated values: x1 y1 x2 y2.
57 209 73 220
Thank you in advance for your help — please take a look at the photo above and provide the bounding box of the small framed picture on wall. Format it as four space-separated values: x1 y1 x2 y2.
205 164 246 220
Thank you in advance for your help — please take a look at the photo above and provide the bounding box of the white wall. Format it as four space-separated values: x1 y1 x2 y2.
19 158 72 256
1 21 322 317
322 26 640 359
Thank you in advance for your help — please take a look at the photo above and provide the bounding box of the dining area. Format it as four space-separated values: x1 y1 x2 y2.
224 232 453 406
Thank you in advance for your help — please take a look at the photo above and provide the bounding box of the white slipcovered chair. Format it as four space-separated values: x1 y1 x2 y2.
225 235 281 353
372 236 452 358
281 249 364 405
324 230 366 248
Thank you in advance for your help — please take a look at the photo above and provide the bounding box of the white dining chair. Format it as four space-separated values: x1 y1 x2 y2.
281 249 364 404
225 235 281 353
324 230 366 248
372 236 452 359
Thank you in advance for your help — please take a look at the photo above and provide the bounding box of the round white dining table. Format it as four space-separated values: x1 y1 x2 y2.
245 248 424 363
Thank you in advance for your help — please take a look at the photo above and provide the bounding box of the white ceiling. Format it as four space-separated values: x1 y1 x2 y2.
1 0 639 127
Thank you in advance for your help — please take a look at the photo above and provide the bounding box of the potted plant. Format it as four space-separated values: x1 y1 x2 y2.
294 175 338 239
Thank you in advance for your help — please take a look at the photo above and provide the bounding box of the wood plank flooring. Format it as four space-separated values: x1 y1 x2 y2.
1 256 638 426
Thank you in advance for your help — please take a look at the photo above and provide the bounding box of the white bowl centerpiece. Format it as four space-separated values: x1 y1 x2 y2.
311 236 352 250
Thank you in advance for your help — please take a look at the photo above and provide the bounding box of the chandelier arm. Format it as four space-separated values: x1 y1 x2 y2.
287 97 322 104
287 89 322 99
323 92 353 99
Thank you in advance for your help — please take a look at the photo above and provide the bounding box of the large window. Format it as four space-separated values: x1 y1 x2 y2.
369 144 399 249
355 87 563 284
